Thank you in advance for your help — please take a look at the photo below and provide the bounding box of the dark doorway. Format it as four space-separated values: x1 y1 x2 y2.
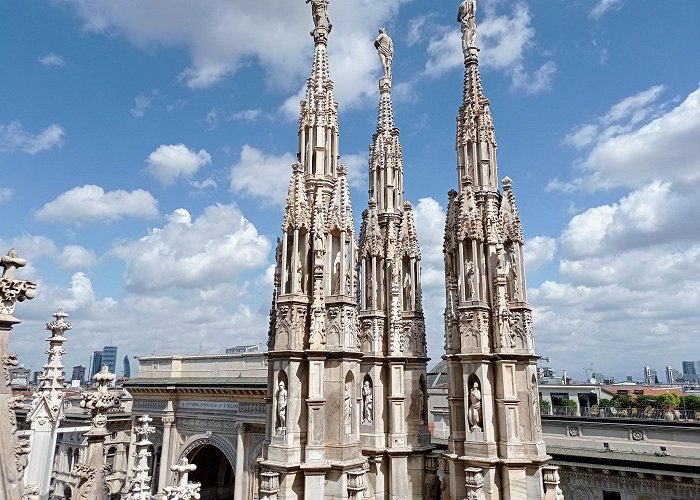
186 444 234 500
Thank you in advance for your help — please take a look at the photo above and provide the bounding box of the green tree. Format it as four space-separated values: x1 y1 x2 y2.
657 393 681 410
612 394 634 409
598 398 612 408
539 399 551 415
563 398 578 416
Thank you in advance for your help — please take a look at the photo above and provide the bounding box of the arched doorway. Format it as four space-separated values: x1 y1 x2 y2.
186 444 234 500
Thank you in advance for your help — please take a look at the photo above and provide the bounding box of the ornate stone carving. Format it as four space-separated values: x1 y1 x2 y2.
374 27 393 81
125 414 156 500
0 249 37 317
631 430 644 441
458 0 477 50
276 381 287 435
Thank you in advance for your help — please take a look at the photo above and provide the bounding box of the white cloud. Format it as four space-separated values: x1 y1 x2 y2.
230 145 295 206
412 197 447 360
58 245 98 269
423 3 555 94
64 0 406 110
590 0 623 19
146 144 212 186
36 185 159 222
342 153 368 190
230 109 264 122
0 188 14 204
0 121 65 154
111 204 270 292
131 93 155 118
559 86 700 191
524 236 557 273
38 53 66 67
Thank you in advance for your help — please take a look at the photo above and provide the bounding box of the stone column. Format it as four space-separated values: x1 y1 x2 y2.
233 423 246 500
465 467 485 500
0 249 37 500
157 416 175 494
542 465 564 500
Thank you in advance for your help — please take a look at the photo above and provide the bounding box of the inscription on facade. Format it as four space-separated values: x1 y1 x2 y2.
178 401 239 411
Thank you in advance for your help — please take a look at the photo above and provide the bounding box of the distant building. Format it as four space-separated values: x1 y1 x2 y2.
71 365 86 383
102 345 118 375
683 361 700 382
32 370 41 385
666 366 683 384
644 366 659 385
90 351 103 378
9 365 31 387
122 355 131 379
225 344 259 354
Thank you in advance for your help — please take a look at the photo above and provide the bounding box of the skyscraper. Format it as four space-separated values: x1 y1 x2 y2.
90 350 103 378
644 366 659 385
123 355 131 379
682 360 700 382
101 345 118 375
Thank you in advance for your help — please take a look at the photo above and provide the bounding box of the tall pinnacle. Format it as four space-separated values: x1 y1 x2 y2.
306 0 333 45
456 0 498 193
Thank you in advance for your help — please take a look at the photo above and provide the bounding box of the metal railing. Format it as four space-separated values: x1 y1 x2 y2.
547 406 700 421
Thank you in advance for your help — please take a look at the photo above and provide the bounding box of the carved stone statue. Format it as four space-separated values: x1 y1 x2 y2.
277 381 287 434
306 0 332 33
295 263 303 292
415 387 425 423
403 271 412 310
313 232 324 261
508 247 520 300
310 305 326 345
468 381 482 430
344 386 352 432
362 380 373 424
374 28 394 80
458 0 477 49
465 260 475 299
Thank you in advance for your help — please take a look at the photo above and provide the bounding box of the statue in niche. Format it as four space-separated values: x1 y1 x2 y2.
362 380 373 424
345 273 351 296
403 271 412 310
465 260 476 299
310 305 326 345
374 28 394 80
365 272 373 308
457 0 477 49
274 238 282 280
334 261 342 294
415 386 425 423
313 232 324 261
277 381 288 435
344 386 352 432
468 381 482 431
295 263 303 292
508 246 520 300
496 244 506 273
306 0 332 33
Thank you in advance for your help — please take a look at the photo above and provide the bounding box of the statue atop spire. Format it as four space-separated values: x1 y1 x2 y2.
374 28 394 81
306 0 332 43
458 0 477 52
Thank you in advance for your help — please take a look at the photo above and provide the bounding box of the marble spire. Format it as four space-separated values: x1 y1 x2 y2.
261 1 365 498
442 1 554 499
124 414 156 500
0 249 37 500
357 27 433 500
24 310 71 496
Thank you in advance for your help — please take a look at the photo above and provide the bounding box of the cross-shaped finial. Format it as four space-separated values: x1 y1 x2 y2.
171 458 197 488
1 249 26 280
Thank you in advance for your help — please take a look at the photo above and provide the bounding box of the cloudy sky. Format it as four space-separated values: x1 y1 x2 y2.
2 0 698 382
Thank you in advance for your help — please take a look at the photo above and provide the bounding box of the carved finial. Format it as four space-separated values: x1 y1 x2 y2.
458 0 478 53
292 161 303 174
46 309 71 337
337 163 348 176
368 197 377 210
164 458 202 500
403 201 412 211
306 0 332 44
0 249 37 317
375 27 394 82
502 176 513 191
448 189 458 200
94 365 115 393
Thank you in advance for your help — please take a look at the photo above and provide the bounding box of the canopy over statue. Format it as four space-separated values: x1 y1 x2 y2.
374 28 394 81
458 0 477 50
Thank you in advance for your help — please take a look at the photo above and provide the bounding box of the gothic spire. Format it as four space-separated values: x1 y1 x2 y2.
456 0 498 193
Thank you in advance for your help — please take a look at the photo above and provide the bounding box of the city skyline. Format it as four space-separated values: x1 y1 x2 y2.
1 1 699 381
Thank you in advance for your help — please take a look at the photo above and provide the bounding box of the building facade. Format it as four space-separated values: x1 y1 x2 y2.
125 353 267 500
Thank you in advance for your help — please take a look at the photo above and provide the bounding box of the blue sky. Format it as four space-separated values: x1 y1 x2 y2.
1 0 698 382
